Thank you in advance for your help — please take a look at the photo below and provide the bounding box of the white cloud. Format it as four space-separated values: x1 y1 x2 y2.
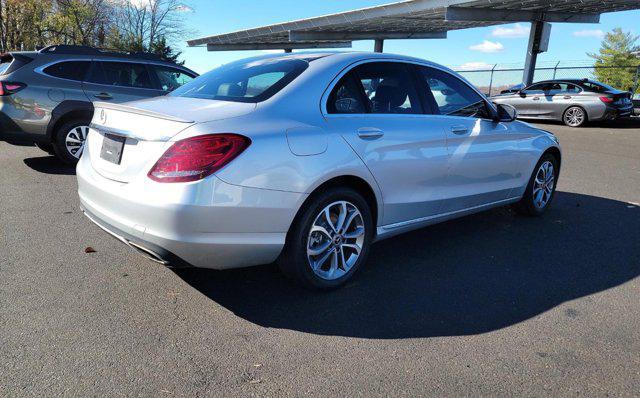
174 4 193 12
457 62 494 70
469 40 504 53
491 23 530 38
573 29 605 38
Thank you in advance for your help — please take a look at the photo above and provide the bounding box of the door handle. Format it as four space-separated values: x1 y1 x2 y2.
450 126 469 135
357 128 384 139
94 92 113 100
533 96 540 101
563 95 572 99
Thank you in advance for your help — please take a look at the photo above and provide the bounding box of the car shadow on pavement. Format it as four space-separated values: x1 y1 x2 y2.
23 156 76 175
174 191 640 339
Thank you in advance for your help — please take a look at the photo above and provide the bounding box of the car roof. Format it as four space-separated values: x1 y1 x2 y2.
234 51 457 74
530 78 596 85
29 52 197 75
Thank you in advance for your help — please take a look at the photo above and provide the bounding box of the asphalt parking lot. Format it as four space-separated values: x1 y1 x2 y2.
1 119 639 396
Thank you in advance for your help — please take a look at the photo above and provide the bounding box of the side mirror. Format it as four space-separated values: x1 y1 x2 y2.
496 103 518 122
518 91 526 97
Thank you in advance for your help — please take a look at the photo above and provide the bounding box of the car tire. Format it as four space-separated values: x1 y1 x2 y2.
278 187 374 290
512 153 559 217
35 142 55 155
52 120 91 165
562 106 587 127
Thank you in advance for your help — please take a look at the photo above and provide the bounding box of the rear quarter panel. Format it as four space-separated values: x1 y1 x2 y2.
569 92 607 120
173 109 384 224
0 58 90 139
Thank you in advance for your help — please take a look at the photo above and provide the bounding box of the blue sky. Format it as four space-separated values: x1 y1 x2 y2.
175 1 640 74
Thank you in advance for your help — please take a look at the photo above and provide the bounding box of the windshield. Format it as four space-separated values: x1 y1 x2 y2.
170 57 309 103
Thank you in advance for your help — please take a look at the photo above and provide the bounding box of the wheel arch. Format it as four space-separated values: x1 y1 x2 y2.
543 146 562 175
292 175 381 237
563 104 588 123
46 101 94 141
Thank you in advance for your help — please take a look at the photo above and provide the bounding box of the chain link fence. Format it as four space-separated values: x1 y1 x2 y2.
451 60 640 98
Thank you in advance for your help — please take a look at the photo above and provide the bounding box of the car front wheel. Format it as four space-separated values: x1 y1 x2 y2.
512 153 559 216
278 187 374 289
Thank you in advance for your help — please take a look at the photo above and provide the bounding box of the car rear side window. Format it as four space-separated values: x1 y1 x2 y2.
152 65 195 92
170 58 308 103
87 62 154 89
327 74 367 114
355 62 420 114
581 81 616 93
417 66 491 118
42 61 91 81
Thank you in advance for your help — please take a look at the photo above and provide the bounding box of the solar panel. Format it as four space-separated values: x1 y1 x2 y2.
187 0 640 51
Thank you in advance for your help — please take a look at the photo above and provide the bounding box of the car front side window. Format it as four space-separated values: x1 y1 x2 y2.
418 66 491 119
522 83 547 95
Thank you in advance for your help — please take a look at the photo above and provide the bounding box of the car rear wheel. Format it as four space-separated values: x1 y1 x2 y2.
512 153 559 216
563 106 586 127
278 187 374 289
52 120 90 164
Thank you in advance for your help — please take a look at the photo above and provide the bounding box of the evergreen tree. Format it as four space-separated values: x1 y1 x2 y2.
589 28 640 92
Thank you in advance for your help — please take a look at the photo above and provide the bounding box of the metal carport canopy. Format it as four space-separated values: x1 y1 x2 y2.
186 0 640 84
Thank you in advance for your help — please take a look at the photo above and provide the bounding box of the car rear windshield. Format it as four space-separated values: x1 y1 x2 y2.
170 57 309 103
581 81 617 93
0 54 15 75
0 53 34 75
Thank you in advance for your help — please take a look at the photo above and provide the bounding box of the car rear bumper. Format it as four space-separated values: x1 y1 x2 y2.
77 154 307 270
599 104 634 120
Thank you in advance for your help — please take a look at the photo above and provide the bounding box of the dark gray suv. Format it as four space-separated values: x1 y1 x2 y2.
0 45 197 163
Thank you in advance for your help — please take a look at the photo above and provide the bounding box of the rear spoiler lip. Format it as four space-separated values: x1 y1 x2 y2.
11 53 35 62
93 101 195 123
0 52 35 75
89 123 174 142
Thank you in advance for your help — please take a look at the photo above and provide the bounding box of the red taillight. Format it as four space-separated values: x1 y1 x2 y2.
148 134 251 183
599 96 614 103
0 81 26 96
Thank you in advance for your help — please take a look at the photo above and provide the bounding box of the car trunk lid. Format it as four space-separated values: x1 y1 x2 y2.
604 90 633 106
87 99 255 183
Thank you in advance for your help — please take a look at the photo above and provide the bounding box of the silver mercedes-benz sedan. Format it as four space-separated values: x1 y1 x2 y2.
77 52 561 289
491 79 634 127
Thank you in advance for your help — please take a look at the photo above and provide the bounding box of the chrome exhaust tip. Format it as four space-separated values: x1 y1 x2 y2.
127 241 169 265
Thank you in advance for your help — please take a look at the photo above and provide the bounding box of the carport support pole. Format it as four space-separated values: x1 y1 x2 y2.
374 39 384 53
523 20 548 86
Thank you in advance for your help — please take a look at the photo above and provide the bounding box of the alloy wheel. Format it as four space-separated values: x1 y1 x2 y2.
306 201 365 280
564 107 585 127
65 125 89 159
533 160 555 209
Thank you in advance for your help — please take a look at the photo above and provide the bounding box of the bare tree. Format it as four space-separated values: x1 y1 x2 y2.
53 0 113 46
109 0 192 51
0 0 192 57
